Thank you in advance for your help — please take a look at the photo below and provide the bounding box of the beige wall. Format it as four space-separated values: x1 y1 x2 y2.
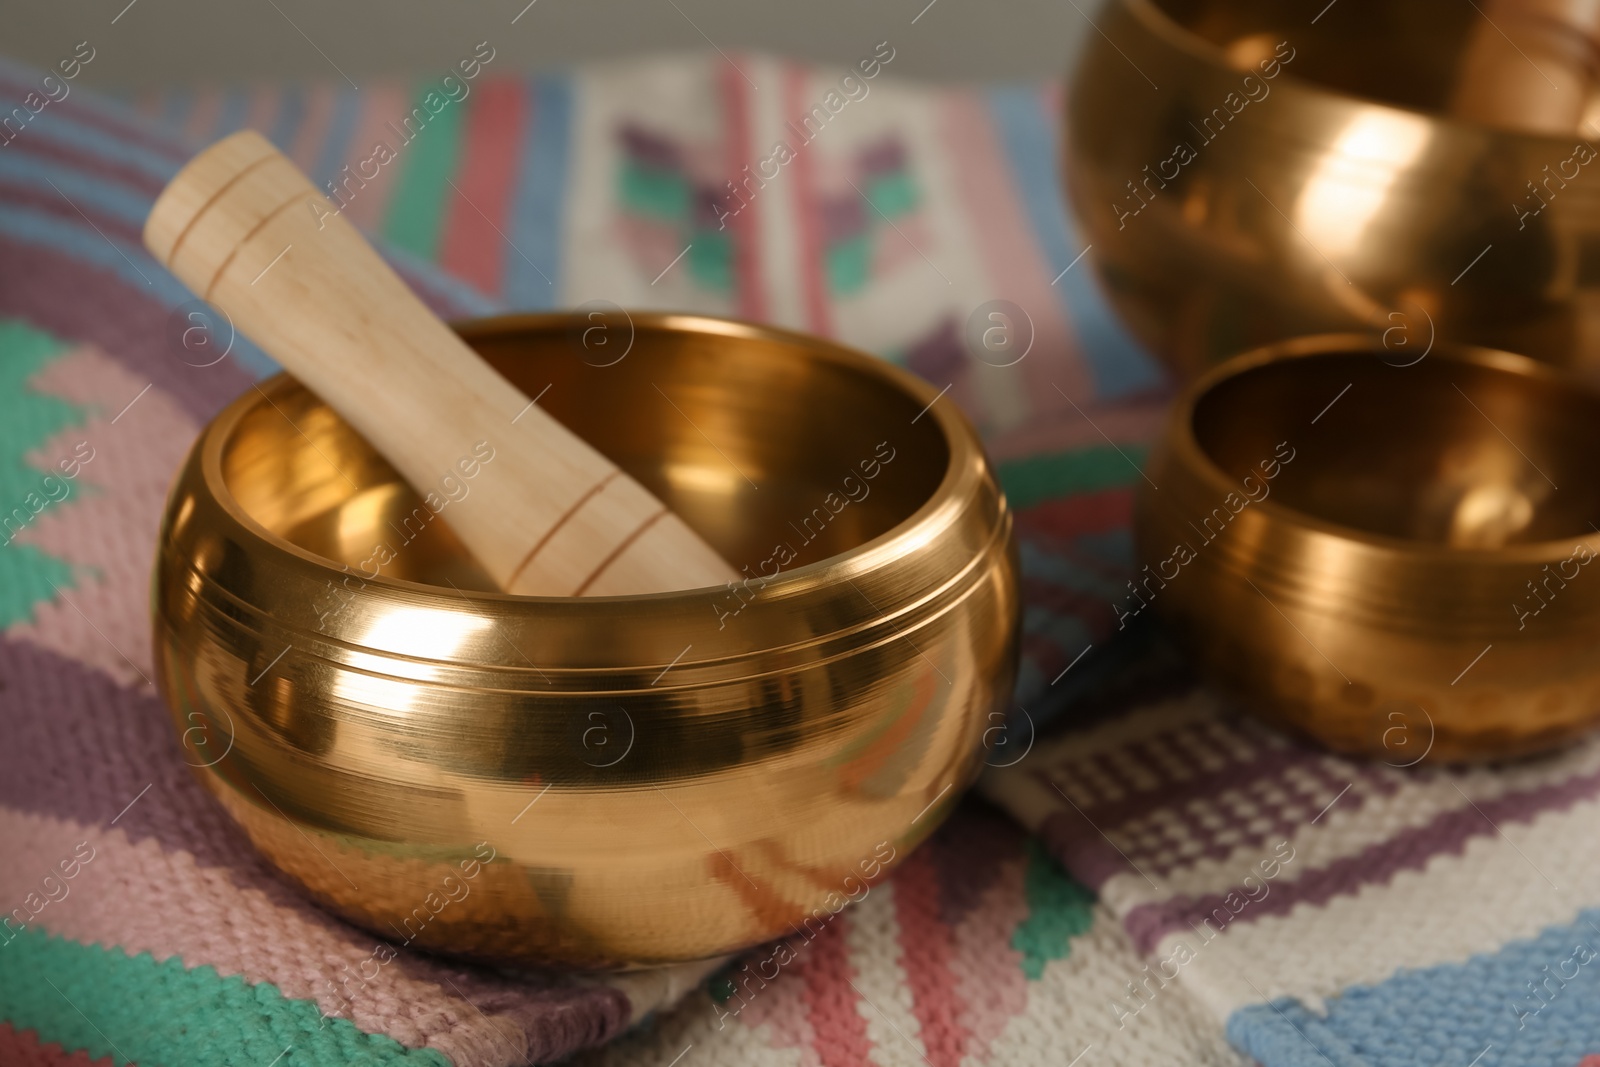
4 0 1094 87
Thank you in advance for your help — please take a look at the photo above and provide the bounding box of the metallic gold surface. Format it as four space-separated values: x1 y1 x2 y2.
1137 334 1600 762
152 312 1020 969
1065 0 1600 380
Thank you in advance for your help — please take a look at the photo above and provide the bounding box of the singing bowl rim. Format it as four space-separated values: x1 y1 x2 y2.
1162 332 1600 564
1113 0 1588 152
195 309 990 615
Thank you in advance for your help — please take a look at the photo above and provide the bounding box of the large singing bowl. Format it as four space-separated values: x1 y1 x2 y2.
1066 0 1600 380
152 312 1020 969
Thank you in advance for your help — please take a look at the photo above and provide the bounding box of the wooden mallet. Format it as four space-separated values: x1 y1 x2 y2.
145 130 738 596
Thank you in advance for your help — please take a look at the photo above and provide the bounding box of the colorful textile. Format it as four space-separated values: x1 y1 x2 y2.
984 686 1600 1067
3 44 1596 1067
0 59 700 1067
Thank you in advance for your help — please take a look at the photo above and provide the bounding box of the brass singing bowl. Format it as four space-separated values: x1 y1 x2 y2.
1066 0 1600 380
153 312 1020 968
1137 334 1600 762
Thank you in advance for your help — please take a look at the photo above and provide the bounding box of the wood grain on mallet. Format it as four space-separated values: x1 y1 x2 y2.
145 130 738 596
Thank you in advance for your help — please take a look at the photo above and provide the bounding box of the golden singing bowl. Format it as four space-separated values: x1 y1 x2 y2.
1066 0 1600 380
1137 334 1600 762
153 312 1020 968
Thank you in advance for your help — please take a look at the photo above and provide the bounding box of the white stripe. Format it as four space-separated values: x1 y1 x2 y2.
749 55 806 331
1166 794 1600 1021
842 880 926 1066
1114 740 1600 910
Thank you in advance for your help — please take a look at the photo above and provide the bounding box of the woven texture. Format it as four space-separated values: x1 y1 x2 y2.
3 46 1596 1067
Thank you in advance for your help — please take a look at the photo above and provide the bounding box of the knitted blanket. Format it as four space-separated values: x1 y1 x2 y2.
1 47 1595 1067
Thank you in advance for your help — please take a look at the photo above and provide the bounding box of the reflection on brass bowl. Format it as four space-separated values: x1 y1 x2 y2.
1137 335 1600 762
1066 0 1600 380
153 312 1020 968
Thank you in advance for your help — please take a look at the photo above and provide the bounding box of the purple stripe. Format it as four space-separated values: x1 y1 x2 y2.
2 130 167 198
930 800 1027 926
0 180 145 244
0 69 191 162
1121 766 1600 953
0 237 257 422
1034 718 1393 835
1037 804 1147 890
0 633 634 1055
0 636 309 895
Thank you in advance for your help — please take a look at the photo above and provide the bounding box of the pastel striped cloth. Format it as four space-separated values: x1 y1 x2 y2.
1 51 1192 1067
4 44 1596 1067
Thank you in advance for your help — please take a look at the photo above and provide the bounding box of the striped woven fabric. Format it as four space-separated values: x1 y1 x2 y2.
4 45 1596 1067
0 51 1189 1067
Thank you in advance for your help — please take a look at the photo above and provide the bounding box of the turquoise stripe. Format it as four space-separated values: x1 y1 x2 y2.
269 85 305 150
213 86 249 140
0 153 155 228
1226 906 1600 1067
0 208 279 378
987 86 1163 400
0 925 450 1067
314 89 362 189
505 73 572 308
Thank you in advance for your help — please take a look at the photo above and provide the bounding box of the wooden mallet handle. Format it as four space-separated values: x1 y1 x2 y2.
146 130 738 596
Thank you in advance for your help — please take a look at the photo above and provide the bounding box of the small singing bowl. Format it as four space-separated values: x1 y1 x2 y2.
1066 0 1600 380
1136 334 1600 762
153 312 1020 969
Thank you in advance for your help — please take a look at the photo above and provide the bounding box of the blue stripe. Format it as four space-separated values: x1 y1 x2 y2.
0 153 156 228
213 87 249 140
505 74 571 309
0 207 278 377
159 87 194 131
0 110 178 184
383 244 501 319
0 60 190 163
987 85 1163 401
268 85 305 151
1226 906 1600 1067
314 89 362 190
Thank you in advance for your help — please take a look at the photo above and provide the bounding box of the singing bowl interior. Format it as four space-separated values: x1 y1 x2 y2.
1066 0 1600 379
1138 336 1600 761
155 312 1020 969
1193 348 1600 548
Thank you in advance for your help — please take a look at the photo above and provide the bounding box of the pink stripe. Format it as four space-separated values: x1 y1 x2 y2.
10 347 197 687
288 84 337 173
801 913 874 1067
939 93 1091 404
982 393 1167 462
948 855 1031 1059
894 850 970 1067
182 90 224 143
241 84 280 136
0 1023 115 1067
339 85 411 233
438 79 526 297
737 943 822 1058
721 59 767 322
0 805 620 1067
133 91 164 122
785 64 833 337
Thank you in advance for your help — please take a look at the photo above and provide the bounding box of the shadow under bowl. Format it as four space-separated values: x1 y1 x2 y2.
1136 334 1600 761
153 312 1020 968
